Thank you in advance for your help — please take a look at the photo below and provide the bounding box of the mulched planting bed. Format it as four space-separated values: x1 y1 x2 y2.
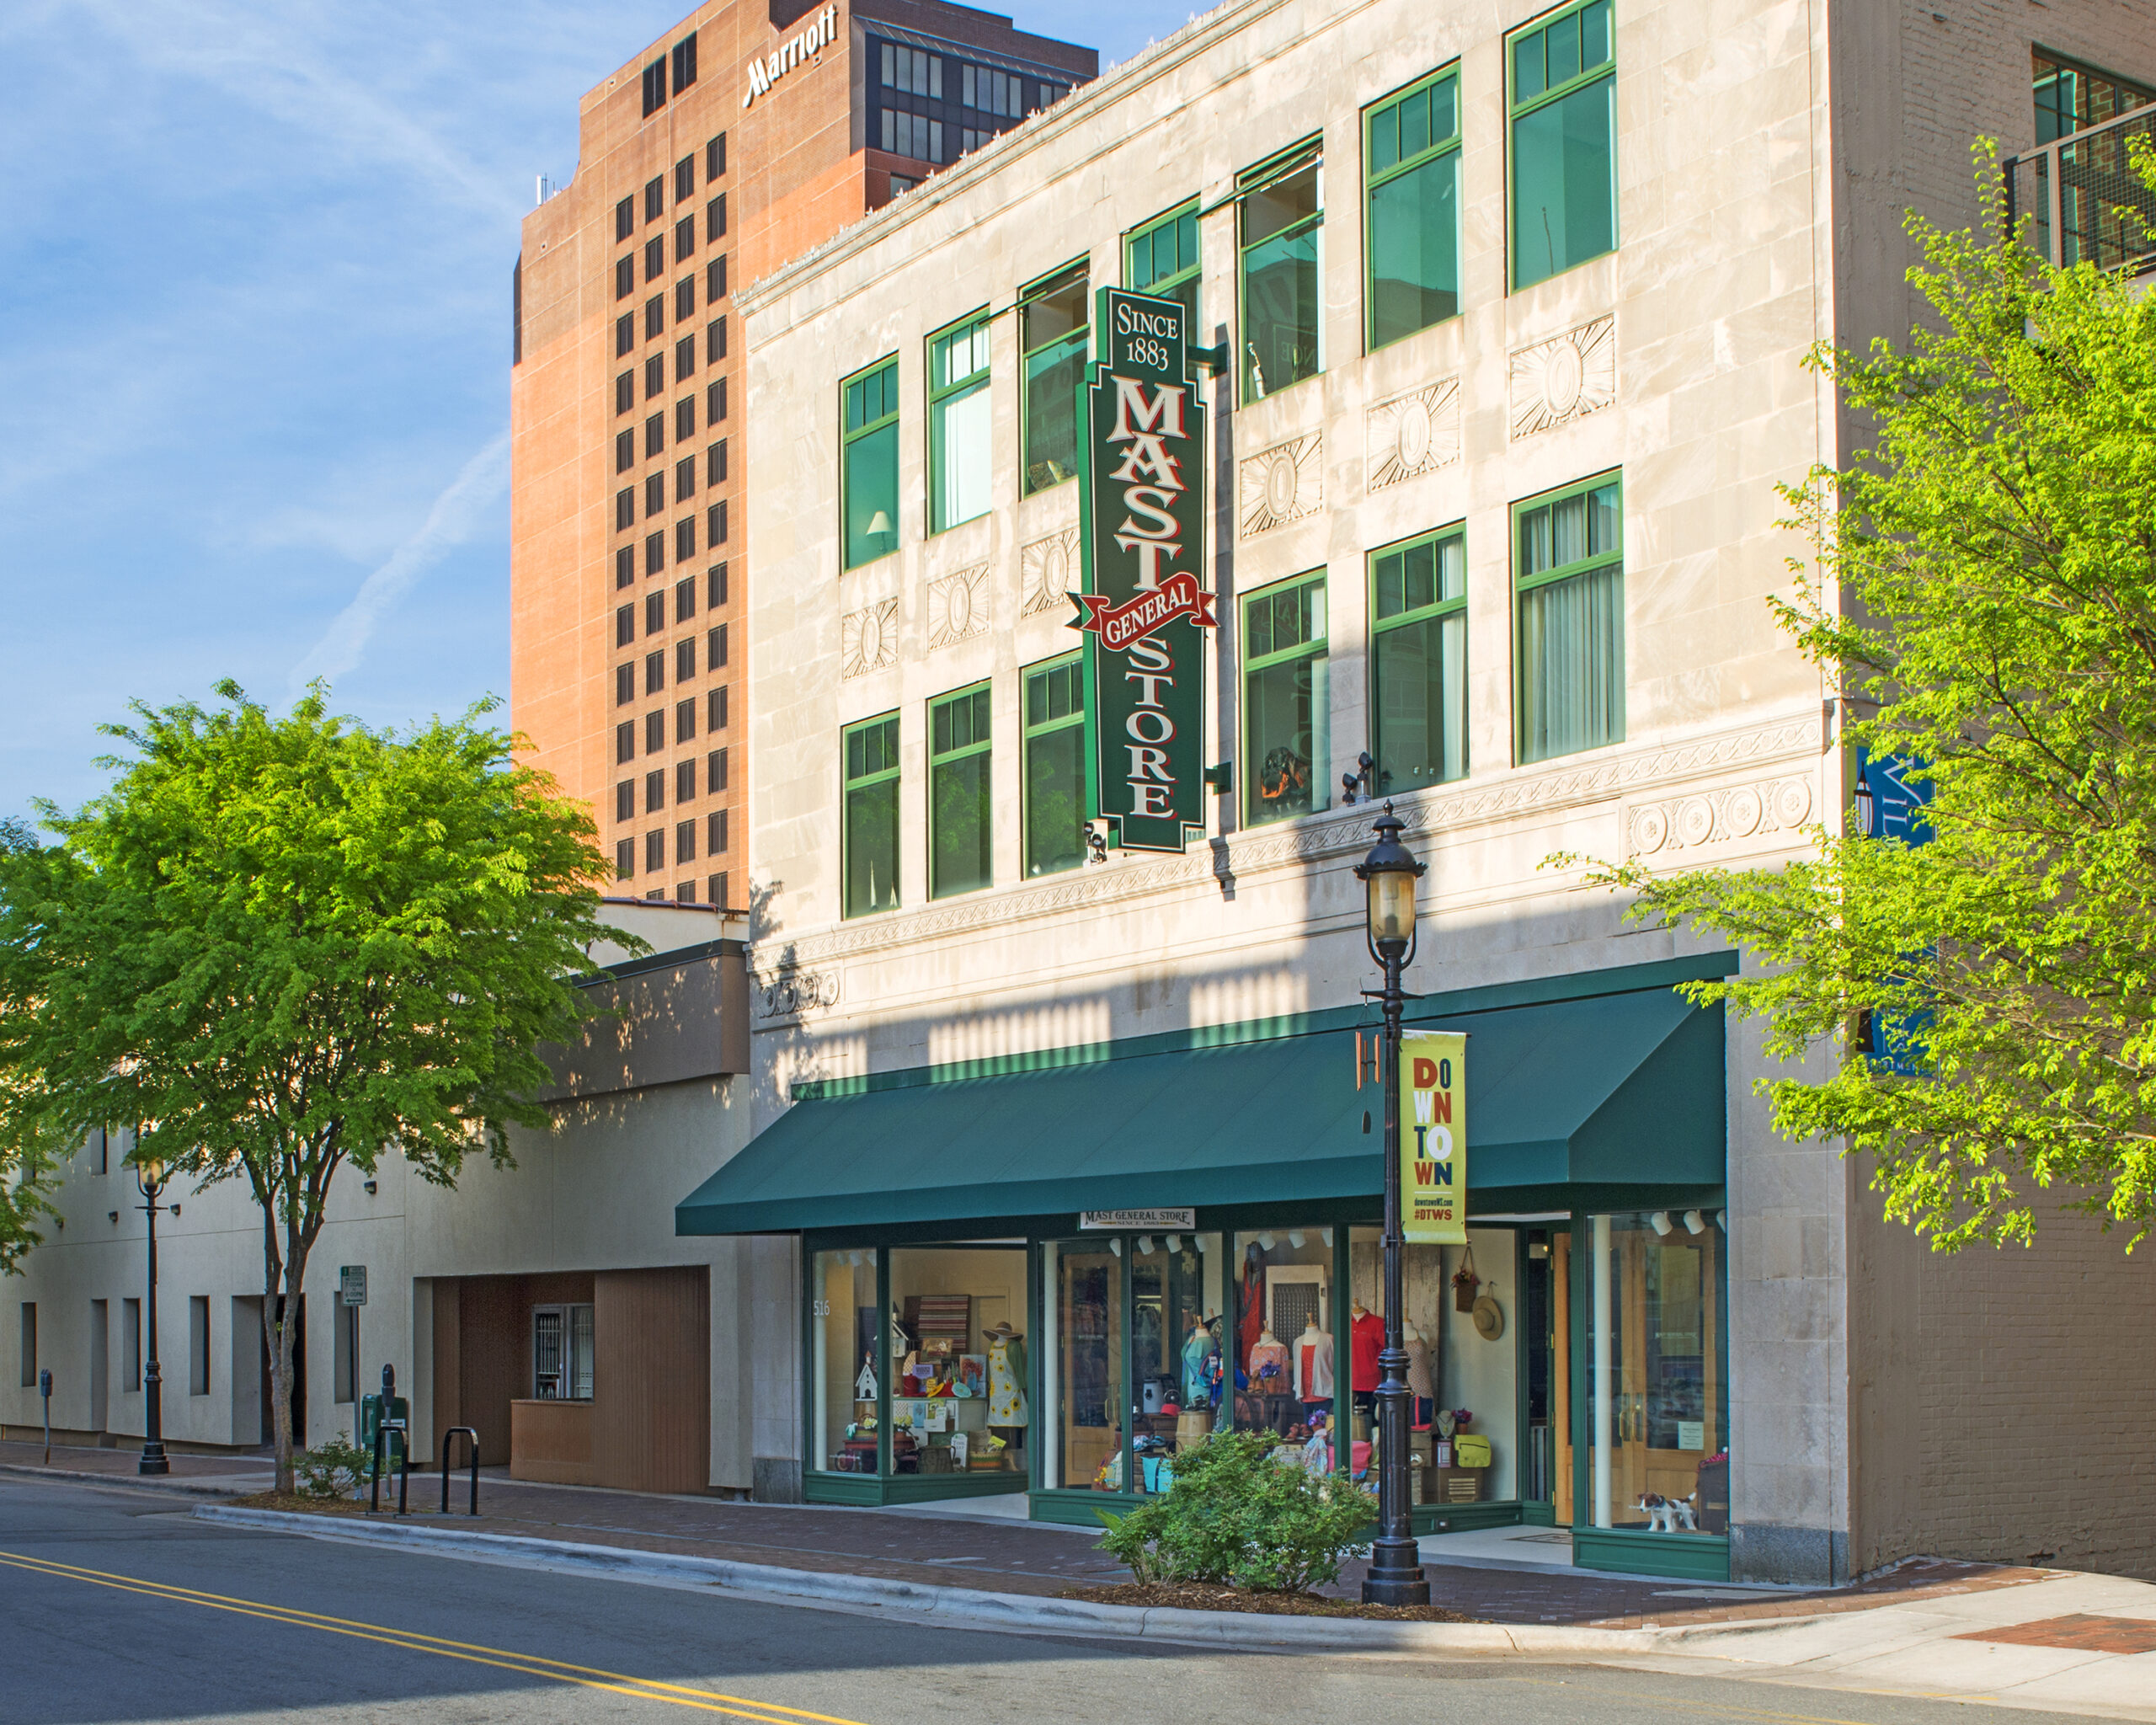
230 1491 372 1515
1059 1581 1476 1621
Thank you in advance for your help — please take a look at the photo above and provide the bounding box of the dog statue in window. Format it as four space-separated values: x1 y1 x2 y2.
1635 1490 1699 1533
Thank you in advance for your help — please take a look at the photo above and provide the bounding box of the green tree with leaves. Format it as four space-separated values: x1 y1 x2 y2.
0 683 622 1487
1583 152 2156 1255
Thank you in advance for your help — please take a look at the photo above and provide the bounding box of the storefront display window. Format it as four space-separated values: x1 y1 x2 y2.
1582 1210 1728 1535
1229 1228 1336 1443
886 1245 1027 1480
810 1249 878 1475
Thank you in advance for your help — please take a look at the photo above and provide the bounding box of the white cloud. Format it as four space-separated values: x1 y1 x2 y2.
288 430 510 691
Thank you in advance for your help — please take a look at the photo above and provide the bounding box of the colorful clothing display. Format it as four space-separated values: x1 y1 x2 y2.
1350 1308 1385 1392
1248 1338 1291 1394
987 1333 1028 1426
1181 1325 1212 1402
1294 1328 1335 1399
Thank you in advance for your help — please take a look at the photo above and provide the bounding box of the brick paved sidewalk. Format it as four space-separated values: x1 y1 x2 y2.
259 1468 2052 1632
0 1437 268 1478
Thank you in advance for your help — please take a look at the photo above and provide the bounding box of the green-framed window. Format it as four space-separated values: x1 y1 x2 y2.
842 357 899 569
1509 0 1616 291
1238 142 1322 403
1364 67 1461 350
1127 200 1199 331
1021 264 1088 495
1514 474 1623 764
929 682 992 897
928 314 992 533
1022 654 1089 878
842 713 901 916
1243 572 1329 825
1370 526 1467 792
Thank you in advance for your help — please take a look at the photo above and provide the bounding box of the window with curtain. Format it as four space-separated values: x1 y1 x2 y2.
1364 67 1461 350
1023 654 1088 877
1238 143 1322 403
1021 264 1088 494
929 317 992 531
1243 574 1329 825
842 358 899 569
1127 200 1199 332
1509 0 1615 291
844 713 901 917
1515 476 1624 764
1371 527 1467 792
930 683 992 898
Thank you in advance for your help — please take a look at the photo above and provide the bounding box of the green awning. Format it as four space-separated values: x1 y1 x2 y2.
675 985 1724 1236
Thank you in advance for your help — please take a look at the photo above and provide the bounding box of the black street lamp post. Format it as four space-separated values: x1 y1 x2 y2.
1354 803 1431 1606
136 1158 177 1477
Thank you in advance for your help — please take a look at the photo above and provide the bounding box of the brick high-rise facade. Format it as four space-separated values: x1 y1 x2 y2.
511 2 1095 905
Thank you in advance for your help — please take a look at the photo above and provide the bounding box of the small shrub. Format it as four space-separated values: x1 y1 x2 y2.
294 1434 372 1499
1097 1429 1372 1594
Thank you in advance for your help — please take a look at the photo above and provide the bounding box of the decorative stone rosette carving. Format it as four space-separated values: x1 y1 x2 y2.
1366 378 1460 491
1627 777 1815 857
1238 430 1323 537
841 597 898 679
927 561 990 649
1508 315 1616 439
755 967 841 1022
1020 526 1079 618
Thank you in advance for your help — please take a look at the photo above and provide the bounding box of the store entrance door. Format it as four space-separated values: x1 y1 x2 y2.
1578 1212 1726 1538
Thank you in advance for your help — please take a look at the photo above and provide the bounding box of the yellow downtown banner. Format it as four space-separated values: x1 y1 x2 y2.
1401 1031 1466 1244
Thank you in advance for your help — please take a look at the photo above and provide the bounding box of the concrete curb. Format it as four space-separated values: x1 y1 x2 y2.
190 1504 1803 1657
3 1462 267 1498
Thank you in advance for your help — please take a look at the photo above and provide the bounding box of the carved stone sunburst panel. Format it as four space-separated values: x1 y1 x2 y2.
1626 775 1816 857
1239 431 1323 537
927 561 990 649
1366 378 1460 491
1508 316 1616 440
1021 526 1080 618
841 597 898 679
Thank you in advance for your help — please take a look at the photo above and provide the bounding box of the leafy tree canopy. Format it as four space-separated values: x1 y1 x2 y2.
0 681 627 1478
1583 153 2156 1255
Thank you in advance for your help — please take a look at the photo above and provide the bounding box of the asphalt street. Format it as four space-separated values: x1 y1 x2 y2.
0 1477 2100 1725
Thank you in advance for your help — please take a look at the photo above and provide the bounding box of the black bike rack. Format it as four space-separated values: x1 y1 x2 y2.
442 1426 481 1517
370 1419 409 1515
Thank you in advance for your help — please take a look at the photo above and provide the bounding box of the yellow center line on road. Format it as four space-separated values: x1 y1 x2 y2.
0 1548 873 1725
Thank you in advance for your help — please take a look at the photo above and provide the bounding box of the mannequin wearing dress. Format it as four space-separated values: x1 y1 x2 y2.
1294 1315 1335 1416
1180 1315 1213 1403
986 1325 1029 1427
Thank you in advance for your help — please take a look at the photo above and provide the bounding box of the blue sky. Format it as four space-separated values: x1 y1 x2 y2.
0 0 1178 823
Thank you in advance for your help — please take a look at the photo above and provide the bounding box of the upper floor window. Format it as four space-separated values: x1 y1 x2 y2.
882 42 942 97
842 357 899 569
2034 51 2155 142
1239 142 1322 403
1366 67 1462 350
1243 573 1329 825
1126 200 1199 332
1370 526 1467 793
670 32 698 96
1509 0 1616 291
843 714 901 917
1022 654 1088 878
1021 264 1088 494
928 316 991 533
1515 474 1623 763
882 109 943 163
930 684 992 899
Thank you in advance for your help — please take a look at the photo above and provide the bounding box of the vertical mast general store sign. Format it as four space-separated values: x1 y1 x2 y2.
1070 288 1214 852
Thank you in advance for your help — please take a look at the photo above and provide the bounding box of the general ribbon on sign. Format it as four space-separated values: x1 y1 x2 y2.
1070 288 1213 852
1401 1031 1466 1245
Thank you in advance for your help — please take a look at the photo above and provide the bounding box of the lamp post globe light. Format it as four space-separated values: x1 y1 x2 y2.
1353 803 1430 1607
136 1156 172 1477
